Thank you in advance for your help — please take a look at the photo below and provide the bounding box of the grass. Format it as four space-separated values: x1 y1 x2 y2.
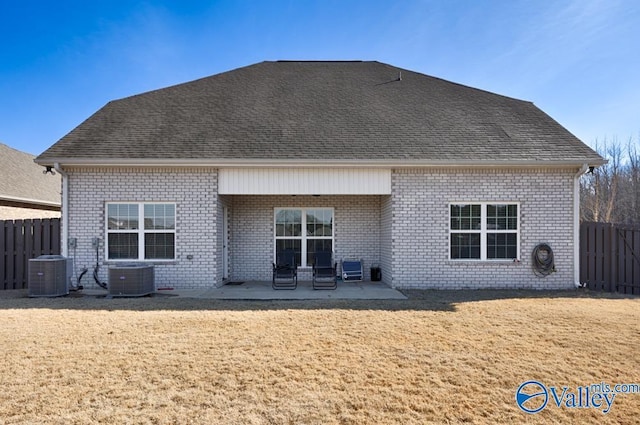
0 289 638 424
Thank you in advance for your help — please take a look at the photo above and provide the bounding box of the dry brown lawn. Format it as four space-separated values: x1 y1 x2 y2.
0 289 638 424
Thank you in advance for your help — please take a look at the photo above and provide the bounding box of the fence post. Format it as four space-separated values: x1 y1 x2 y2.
634 230 640 295
0 221 5 290
15 220 25 289
580 222 587 285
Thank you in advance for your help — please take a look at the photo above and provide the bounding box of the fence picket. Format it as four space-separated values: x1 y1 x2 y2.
33 219 42 258
617 228 624 292
15 220 25 289
51 219 60 255
604 224 613 291
587 223 597 289
43 219 51 255
25 220 34 264
6 221 15 290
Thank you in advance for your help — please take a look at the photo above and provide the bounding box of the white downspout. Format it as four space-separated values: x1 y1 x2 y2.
54 163 69 257
573 163 589 288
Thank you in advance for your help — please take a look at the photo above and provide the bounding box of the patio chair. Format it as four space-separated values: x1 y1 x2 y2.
312 251 337 290
341 258 363 282
272 249 298 290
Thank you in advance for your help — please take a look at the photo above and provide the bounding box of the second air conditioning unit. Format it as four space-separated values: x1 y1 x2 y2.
108 264 155 297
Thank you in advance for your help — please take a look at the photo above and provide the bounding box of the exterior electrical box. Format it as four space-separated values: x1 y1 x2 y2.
28 255 72 297
108 264 155 297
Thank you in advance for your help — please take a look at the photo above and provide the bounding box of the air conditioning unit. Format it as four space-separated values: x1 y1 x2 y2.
28 255 72 297
108 264 155 297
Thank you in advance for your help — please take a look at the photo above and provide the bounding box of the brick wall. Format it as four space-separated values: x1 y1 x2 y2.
389 168 576 289
66 167 219 289
218 195 232 283
64 166 578 291
380 195 393 285
228 195 382 282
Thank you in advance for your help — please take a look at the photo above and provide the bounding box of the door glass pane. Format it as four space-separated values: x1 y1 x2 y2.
275 239 302 267
307 209 333 236
276 209 302 237
291 210 302 236
307 239 333 266
275 210 286 237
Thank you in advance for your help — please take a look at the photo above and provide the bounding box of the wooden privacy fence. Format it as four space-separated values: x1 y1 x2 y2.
580 221 640 295
1 219 61 290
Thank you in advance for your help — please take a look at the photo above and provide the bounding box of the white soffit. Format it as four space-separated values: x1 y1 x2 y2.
219 168 392 195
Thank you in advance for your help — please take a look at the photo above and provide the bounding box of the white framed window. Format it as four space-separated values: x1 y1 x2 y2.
449 203 519 260
106 202 176 260
274 208 333 267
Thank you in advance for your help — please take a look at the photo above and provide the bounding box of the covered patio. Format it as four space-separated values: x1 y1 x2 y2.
217 168 393 286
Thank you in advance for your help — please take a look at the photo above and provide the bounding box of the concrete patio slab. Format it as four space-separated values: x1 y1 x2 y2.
168 280 407 300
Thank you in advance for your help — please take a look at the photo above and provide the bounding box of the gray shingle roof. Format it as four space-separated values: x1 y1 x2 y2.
36 60 604 166
0 143 61 206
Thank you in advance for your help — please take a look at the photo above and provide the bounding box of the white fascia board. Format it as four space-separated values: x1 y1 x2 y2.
0 194 61 208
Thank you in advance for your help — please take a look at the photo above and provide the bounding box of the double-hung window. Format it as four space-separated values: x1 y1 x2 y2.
106 203 176 260
274 208 333 267
449 203 519 260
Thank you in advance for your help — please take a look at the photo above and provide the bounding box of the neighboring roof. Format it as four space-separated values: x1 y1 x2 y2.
0 143 61 209
36 60 604 167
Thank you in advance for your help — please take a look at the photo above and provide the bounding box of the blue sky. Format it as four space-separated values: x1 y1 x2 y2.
1 0 638 155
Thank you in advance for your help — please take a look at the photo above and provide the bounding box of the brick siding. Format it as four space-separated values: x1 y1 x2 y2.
66 167 219 289
380 195 393 285
389 168 576 289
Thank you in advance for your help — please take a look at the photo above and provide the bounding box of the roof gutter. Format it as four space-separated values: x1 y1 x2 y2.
54 163 69 257
35 157 609 169
573 163 589 288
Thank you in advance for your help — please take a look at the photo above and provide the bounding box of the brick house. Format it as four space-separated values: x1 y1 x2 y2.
35 61 604 290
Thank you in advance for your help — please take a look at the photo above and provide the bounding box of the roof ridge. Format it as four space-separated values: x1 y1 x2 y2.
275 60 364 63
1 141 35 158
